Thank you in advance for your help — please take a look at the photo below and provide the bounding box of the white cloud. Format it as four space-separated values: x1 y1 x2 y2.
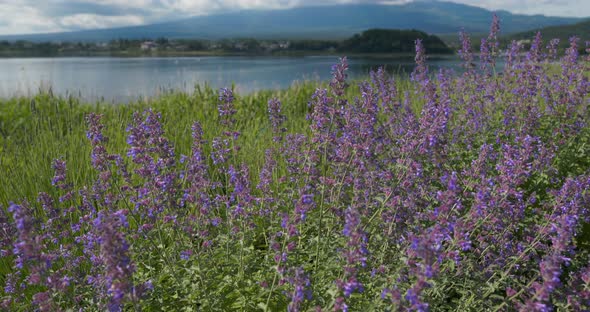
378 0 413 4
0 1 63 34
59 14 144 29
73 0 155 8
155 0 221 14
445 0 590 17
157 0 300 14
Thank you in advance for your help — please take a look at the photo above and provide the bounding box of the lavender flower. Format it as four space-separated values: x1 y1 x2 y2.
257 149 276 199
268 97 286 141
218 87 237 127
51 159 67 188
330 57 349 97
211 137 231 166
181 121 211 212
309 88 335 146
458 30 474 71
480 15 500 73
411 39 429 85
547 39 560 61
126 109 177 218
93 210 135 311
286 267 312 312
505 40 524 72
527 32 543 63
8 202 38 270
228 163 254 217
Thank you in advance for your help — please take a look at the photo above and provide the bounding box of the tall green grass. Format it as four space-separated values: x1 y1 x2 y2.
0 79 415 206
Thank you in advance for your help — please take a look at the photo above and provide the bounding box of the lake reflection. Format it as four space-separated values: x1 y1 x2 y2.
0 55 472 103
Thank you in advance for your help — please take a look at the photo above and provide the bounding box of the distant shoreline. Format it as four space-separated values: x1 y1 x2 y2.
0 51 456 59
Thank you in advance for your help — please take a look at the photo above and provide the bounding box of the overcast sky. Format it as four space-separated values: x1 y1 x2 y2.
0 0 587 35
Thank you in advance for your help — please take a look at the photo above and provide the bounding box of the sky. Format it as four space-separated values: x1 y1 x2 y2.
0 0 588 35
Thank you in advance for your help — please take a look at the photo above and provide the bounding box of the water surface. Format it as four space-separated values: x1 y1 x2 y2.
0 56 469 103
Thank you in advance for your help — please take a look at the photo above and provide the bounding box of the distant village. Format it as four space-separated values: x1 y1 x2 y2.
0 37 334 56
138 38 296 53
0 29 457 57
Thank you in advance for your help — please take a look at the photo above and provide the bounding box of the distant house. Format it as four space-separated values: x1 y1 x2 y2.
265 41 290 52
141 41 158 51
517 39 531 46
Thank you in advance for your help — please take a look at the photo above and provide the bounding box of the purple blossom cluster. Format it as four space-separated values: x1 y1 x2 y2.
2 15 590 312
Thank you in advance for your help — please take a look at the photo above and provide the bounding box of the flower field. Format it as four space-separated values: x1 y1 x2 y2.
1 19 590 311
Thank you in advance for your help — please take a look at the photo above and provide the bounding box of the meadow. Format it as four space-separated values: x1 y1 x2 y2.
1 18 590 311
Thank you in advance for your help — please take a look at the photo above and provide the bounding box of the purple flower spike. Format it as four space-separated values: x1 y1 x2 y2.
93 211 136 310
268 97 287 140
458 29 474 71
411 39 429 85
287 267 312 312
218 87 236 127
330 57 349 97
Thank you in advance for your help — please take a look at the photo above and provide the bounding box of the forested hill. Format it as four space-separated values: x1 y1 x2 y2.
503 19 590 51
340 29 452 54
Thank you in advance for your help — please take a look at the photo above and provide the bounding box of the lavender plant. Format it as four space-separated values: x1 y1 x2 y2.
1 16 590 311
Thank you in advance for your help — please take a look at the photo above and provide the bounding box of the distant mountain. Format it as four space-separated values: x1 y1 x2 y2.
504 19 590 50
0 1 584 42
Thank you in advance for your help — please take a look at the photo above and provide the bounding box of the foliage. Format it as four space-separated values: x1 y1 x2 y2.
1 17 590 311
504 19 590 52
339 29 452 54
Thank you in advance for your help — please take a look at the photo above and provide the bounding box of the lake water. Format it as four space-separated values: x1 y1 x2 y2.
0 56 469 103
